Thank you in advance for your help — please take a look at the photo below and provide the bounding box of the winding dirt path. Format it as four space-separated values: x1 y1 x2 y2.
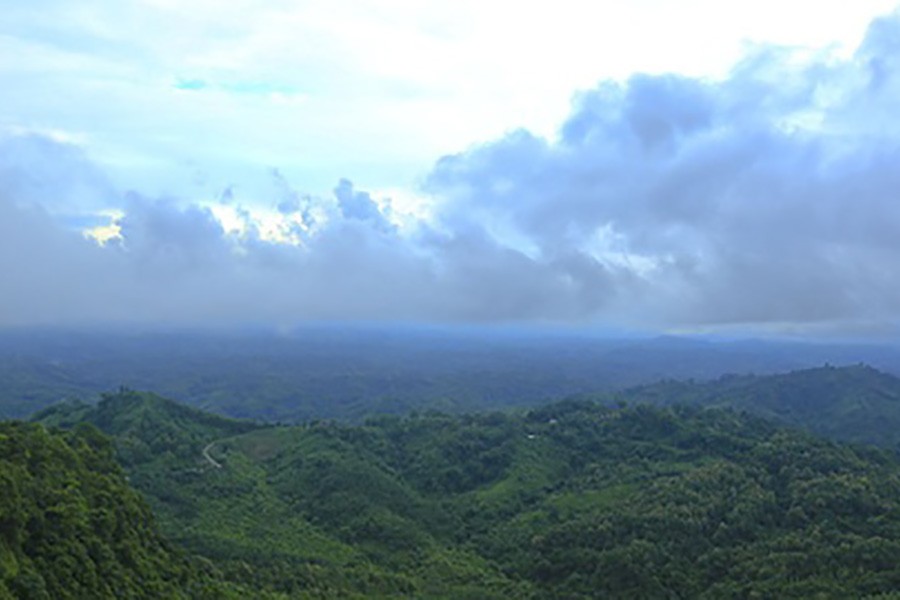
202 441 223 469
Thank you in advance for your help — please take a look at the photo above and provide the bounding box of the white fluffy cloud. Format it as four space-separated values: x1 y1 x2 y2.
4 9 900 333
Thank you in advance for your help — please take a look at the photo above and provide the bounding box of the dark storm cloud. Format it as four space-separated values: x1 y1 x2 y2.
117 194 233 275
4 10 900 331
0 188 132 324
426 10 900 329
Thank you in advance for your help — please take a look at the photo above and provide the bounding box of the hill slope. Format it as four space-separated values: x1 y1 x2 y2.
617 364 900 448
33 389 259 467
0 421 255 599
35 389 900 598
34 390 525 597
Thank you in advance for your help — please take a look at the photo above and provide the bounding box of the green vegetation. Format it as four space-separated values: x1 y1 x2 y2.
29 387 900 598
614 364 900 448
7 329 896 422
0 420 270 599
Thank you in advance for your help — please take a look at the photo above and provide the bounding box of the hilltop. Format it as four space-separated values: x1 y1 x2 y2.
29 387 900 598
615 364 900 448
33 389 259 467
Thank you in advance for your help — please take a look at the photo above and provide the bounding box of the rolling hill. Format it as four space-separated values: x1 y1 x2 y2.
5 327 900 422
30 386 900 598
615 364 900 448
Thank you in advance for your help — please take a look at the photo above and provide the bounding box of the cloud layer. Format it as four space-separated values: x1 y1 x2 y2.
4 10 900 334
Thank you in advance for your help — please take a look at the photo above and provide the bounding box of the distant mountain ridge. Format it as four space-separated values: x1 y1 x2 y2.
613 364 900 448
4 328 900 421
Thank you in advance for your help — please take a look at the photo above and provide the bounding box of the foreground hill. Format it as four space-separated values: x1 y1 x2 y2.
34 389 900 598
0 420 267 599
616 364 900 448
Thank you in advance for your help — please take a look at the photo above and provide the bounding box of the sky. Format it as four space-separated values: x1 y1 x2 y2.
3 1 900 336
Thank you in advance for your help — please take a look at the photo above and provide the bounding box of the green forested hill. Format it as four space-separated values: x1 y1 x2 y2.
614 364 900 448
6 328 900 423
32 390 260 467
0 420 269 599
32 389 900 598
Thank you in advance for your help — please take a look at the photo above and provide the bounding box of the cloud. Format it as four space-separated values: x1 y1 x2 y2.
117 194 232 275
333 178 396 233
5 10 900 333
0 134 117 215
424 10 900 331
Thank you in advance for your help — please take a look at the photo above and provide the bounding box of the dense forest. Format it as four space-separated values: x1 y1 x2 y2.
0 421 275 599
4 328 900 422
13 376 900 598
608 364 900 449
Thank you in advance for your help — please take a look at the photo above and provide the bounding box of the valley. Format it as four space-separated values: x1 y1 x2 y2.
8 365 900 598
